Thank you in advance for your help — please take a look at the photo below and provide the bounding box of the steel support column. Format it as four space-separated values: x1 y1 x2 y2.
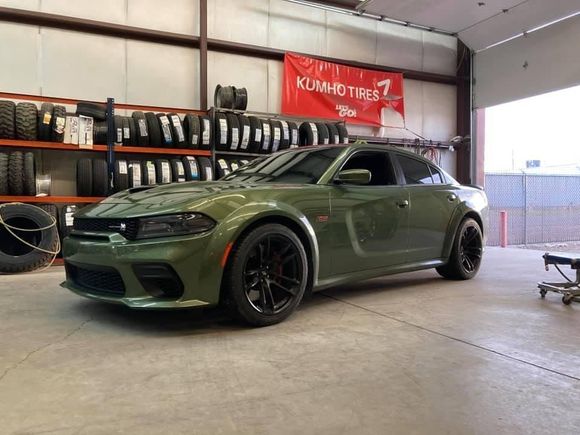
455 39 472 184
199 0 208 110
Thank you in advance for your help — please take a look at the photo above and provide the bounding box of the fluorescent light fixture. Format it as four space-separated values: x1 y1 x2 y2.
476 10 580 52
355 0 373 12
281 0 455 36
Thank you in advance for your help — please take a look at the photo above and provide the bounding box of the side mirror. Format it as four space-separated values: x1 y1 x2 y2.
336 169 372 185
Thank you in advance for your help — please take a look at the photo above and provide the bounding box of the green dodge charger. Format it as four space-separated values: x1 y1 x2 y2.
62 144 488 326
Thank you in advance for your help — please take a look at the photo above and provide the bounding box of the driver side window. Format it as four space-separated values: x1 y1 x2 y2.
341 151 397 186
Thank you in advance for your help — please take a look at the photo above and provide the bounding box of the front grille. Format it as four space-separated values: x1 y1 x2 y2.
73 218 138 240
66 263 126 297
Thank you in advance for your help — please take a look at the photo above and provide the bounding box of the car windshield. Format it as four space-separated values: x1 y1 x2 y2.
222 146 344 184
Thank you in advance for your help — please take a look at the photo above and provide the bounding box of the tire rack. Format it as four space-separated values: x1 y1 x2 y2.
209 107 457 156
209 107 349 161
0 91 212 204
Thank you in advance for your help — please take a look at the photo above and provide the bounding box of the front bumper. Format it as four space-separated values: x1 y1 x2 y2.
61 230 219 309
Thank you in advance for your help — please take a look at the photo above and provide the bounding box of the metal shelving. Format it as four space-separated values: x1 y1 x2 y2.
0 92 214 205
0 139 212 156
0 196 105 203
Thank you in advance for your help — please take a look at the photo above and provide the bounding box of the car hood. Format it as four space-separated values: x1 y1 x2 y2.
77 181 316 219
104 181 256 204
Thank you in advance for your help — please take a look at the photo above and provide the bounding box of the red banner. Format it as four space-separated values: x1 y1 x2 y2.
281 53 404 127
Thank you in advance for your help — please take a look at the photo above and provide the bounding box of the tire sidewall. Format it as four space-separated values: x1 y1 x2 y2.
0 204 57 272
452 218 483 279
226 224 308 326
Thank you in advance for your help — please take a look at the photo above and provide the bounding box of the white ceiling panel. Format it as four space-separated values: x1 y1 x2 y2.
459 0 580 50
361 0 580 50
365 0 522 33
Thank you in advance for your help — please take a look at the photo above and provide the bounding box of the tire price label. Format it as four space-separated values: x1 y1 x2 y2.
309 123 318 145
171 115 185 142
202 119 210 144
138 119 148 136
219 118 228 144
272 127 281 152
160 116 172 143
161 161 171 183
230 127 239 150
241 125 250 149
118 161 127 175
130 162 141 186
190 161 199 178
146 163 155 184
54 116 66 134
262 123 271 150
280 121 289 140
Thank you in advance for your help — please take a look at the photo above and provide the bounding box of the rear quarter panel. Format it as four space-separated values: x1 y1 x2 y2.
441 185 489 259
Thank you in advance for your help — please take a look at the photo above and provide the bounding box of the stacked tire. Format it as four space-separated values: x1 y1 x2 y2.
299 121 348 146
121 112 212 150
90 109 211 151
0 100 70 143
0 151 36 195
214 158 251 179
103 156 215 192
215 115 301 154
76 158 108 197
0 203 59 273
214 115 348 153
214 85 248 111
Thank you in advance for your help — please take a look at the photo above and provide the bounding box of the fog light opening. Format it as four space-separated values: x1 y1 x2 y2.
133 264 184 299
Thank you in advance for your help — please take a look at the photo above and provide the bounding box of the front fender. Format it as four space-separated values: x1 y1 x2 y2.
197 201 320 305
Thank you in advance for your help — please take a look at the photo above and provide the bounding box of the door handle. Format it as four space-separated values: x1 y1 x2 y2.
396 199 409 208
447 194 457 202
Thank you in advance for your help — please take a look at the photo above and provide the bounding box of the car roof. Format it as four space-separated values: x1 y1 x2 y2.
280 143 440 167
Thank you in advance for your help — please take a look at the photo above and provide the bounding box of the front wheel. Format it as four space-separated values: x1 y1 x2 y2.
223 224 308 326
437 218 483 280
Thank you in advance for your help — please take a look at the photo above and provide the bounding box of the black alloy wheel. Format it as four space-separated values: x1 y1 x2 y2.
243 233 304 315
224 224 308 326
436 218 483 280
459 224 482 274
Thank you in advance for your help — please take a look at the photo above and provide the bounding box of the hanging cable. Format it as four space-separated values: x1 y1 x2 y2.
0 202 61 272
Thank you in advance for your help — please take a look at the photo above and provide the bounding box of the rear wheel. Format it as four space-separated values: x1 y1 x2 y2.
436 218 483 280
224 224 308 326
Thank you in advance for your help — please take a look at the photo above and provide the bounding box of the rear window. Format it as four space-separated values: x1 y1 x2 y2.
397 155 433 184
430 166 443 184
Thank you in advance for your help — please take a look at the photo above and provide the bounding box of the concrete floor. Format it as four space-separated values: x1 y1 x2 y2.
1 247 580 434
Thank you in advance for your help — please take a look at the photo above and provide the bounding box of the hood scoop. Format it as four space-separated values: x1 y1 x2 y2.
127 185 156 194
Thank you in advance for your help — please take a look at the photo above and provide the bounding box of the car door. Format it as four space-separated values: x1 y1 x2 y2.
393 153 459 263
328 150 410 275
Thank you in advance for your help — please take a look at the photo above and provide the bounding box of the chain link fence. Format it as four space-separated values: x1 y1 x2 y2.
485 173 580 246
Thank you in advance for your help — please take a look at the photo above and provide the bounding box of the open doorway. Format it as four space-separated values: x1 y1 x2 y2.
483 84 580 250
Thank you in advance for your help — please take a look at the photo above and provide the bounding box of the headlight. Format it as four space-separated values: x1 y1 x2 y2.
136 213 216 239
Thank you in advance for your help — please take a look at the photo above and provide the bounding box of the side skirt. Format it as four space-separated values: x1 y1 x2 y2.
313 259 446 292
